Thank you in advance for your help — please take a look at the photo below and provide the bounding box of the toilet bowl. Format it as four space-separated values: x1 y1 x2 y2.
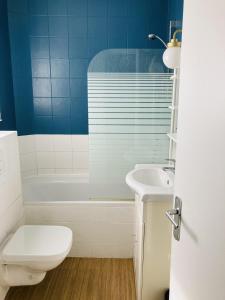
0 225 72 287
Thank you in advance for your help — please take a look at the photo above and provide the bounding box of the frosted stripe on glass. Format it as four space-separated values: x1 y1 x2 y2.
88 70 173 200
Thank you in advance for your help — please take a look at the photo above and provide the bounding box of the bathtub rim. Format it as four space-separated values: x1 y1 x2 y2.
22 174 134 204
22 173 89 183
24 200 135 206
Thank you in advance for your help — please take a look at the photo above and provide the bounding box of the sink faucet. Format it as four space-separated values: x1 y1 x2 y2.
163 159 176 174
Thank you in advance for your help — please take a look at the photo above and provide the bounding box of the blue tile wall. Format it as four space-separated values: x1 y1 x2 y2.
7 0 170 135
168 0 184 21
8 9 35 135
0 0 16 131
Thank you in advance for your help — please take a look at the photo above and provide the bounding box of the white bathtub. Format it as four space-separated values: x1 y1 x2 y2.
23 174 133 203
23 174 89 202
23 175 135 258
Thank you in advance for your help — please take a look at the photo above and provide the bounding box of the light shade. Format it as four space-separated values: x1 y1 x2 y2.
163 47 181 69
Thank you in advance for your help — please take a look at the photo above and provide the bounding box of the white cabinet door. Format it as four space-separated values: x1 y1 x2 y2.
133 194 144 300
142 201 172 300
169 1 225 299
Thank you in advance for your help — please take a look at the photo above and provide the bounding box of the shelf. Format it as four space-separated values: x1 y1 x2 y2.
167 133 177 143
170 75 177 80
168 105 178 110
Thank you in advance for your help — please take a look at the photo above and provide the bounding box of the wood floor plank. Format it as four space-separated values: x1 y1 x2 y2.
5 258 136 300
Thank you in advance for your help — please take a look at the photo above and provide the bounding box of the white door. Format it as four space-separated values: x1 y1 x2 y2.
169 0 225 299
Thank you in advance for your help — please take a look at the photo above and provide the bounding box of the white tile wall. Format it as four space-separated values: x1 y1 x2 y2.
18 135 37 177
36 151 55 169
73 151 89 169
25 201 134 258
18 135 89 177
35 135 54 152
20 134 135 258
72 135 88 151
55 151 73 169
18 135 35 153
20 153 37 172
0 131 24 298
53 135 72 151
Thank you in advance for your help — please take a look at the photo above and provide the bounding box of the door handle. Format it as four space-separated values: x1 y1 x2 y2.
166 209 179 229
165 197 182 241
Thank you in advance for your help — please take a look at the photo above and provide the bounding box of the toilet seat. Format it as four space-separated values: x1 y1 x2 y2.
2 225 72 264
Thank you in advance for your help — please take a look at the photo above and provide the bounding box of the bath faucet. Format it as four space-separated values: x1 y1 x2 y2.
163 159 176 174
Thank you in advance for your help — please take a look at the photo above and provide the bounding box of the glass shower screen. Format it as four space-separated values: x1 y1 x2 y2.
88 49 173 200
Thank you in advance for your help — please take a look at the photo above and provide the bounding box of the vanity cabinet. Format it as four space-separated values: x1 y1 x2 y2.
133 194 172 300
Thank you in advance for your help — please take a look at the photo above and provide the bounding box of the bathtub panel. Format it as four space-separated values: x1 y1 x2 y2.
23 171 134 258
70 241 133 258
25 201 134 258
25 201 134 222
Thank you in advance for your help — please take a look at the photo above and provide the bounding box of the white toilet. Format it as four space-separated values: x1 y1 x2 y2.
0 225 72 287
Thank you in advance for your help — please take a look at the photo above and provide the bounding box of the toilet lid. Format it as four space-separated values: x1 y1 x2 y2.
2 225 72 262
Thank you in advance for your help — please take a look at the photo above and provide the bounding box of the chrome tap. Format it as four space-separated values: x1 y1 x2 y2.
163 159 176 173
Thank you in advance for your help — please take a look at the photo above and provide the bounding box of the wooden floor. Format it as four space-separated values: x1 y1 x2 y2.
5 258 136 300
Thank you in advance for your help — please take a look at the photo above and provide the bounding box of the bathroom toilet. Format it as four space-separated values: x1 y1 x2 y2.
0 225 72 287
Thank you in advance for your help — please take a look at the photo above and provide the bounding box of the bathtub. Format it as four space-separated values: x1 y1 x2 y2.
23 175 135 258
23 174 133 203
23 174 89 202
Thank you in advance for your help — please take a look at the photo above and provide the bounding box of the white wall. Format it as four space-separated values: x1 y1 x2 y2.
0 131 24 298
19 135 89 177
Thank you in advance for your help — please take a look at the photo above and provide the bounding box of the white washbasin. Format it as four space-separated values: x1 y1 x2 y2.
126 164 174 201
131 168 173 187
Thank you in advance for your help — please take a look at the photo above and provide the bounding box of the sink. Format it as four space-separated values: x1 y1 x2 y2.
131 168 173 187
126 164 174 201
